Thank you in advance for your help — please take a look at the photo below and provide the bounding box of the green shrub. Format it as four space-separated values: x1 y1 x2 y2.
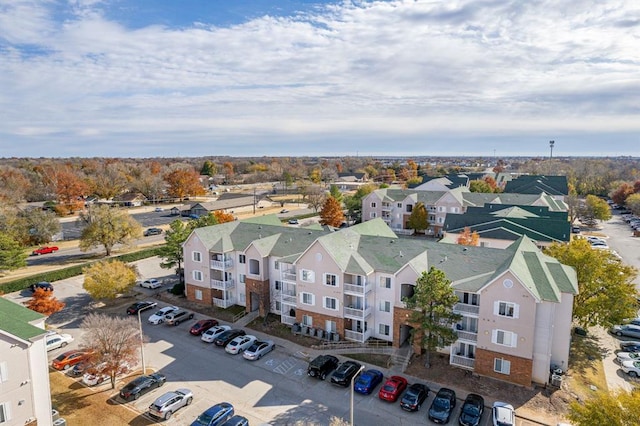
170 282 185 296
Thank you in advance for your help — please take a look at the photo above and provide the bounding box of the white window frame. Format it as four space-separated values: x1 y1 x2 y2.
192 270 203 282
275 300 281 312
274 260 280 270
238 254 246 264
301 292 315 306
326 320 337 333
0 402 11 423
378 324 390 336
194 289 203 300
192 251 202 262
302 315 313 327
0 362 7 384
379 300 391 312
323 296 339 311
492 329 517 347
324 273 338 287
494 301 519 318
301 269 315 283
380 277 391 289
274 281 282 290
494 358 511 375
370 212 377 218
438 206 445 212
397 202 402 208
239 274 246 284
371 202 377 208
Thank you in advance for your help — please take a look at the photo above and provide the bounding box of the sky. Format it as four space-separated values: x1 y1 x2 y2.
0 0 639 158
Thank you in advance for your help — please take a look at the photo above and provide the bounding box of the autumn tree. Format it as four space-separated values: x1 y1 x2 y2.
0 166 31 204
302 185 326 212
81 313 141 389
164 167 205 201
83 260 138 300
469 179 493 193
544 238 638 328
79 205 143 256
610 182 635 206
406 202 429 233
22 208 61 245
309 168 321 184
26 288 65 315
457 227 479 246
0 232 27 272
213 210 235 223
584 194 612 222
625 193 640 216
131 167 166 204
319 196 345 227
568 389 640 426
222 161 234 182
403 267 461 368
86 162 129 200
53 168 89 214
201 160 217 176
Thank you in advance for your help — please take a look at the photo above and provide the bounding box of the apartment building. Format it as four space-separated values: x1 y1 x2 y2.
0 298 53 426
183 215 577 386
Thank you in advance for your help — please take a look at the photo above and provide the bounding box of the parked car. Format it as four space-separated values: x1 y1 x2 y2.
32 246 59 255
148 306 179 324
610 324 640 339
45 333 74 351
82 361 130 387
30 281 53 292
378 375 408 402
616 352 640 363
190 319 219 335
214 329 246 347
52 350 93 370
140 278 162 289
571 225 580 233
307 355 339 380
191 402 234 426
492 401 515 426
188 214 200 220
225 335 257 355
621 360 640 377
126 300 158 315
242 340 275 360
144 227 163 237
399 383 429 412
164 309 194 326
154 207 164 212
71 360 91 376
201 325 231 343
280 209 289 213
220 415 249 426
620 341 640 352
330 360 362 387
119 373 166 401
428 387 457 424
148 388 194 420
625 318 640 326
458 393 485 426
288 219 299 225
354 369 384 395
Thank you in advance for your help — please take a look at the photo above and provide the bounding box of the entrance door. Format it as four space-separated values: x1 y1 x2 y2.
250 292 260 312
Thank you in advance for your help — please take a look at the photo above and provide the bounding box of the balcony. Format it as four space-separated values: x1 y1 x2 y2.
344 282 372 295
344 329 372 343
213 296 235 309
282 271 297 282
210 258 233 270
281 314 296 325
393 228 414 236
456 330 478 342
451 354 475 369
210 278 235 290
453 303 480 315
344 305 372 320
281 292 297 305
381 203 392 211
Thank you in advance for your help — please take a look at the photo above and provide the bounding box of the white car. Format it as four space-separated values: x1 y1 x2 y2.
82 362 130 386
616 352 640 363
225 335 257 355
621 360 640 377
46 333 74 351
243 340 275 361
148 306 179 325
492 401 515 426
201 325 231 343
140 278 162 289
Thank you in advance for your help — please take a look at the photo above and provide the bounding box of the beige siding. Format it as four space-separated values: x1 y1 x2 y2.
295 242 344 318
183 234 211 290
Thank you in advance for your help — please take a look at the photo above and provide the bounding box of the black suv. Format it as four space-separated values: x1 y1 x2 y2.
214 329 246 347
307 355 339 380
330 360 362 387
30 281 53 292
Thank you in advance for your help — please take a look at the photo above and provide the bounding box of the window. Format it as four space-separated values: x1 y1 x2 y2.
495 301 519 318
192 251 202 262
379 301 391 312
437 217 444 223
274 260 280 270
275 301 281 312
451 207 459 213
324 273 338 287
274 281 282 290
379 324 390 336
397 203 402 208
406 204 413 213
323 297 338 311
238 254 246 264
195 289 202 300
0 362 7 384
370 212 377 218
192 270 203 282
438 206 445 212
0 402 11 423
326 320 337 333
239 274 246 284
301 269 315 282
494 358 511 375
302 315 313 326
249 259 260 275
371 202 377 208
239 293 246 303
492 330 517 347
301 292 315 306
380 277 391 289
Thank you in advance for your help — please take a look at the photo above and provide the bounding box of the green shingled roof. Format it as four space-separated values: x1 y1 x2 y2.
0 297 46 342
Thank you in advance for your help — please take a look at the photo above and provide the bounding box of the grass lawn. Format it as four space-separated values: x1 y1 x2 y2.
566 333 608 399
343 353 391 369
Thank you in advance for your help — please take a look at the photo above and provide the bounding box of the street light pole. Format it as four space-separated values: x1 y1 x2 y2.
137 304 155 375
350 365 365 426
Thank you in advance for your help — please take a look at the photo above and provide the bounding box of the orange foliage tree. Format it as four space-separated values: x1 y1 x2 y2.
164 168 205 200
54 168 89 214
213 210 235 223
319 196 345 227
26 288 65 315
457 227 480 246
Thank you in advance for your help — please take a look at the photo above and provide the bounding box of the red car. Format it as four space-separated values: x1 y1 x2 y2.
378 375 408 402
51 350 93 371
32 246 59 255
189 319 219 335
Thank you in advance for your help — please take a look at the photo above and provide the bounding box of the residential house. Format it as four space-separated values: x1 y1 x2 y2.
182 216 577 387
0 298 53 426
112 192 147 207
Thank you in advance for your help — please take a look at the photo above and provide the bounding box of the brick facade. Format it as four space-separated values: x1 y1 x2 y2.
246 278 271 317
296 308 345 339
392 306 424 354
474 348 533 387
186 284 214 307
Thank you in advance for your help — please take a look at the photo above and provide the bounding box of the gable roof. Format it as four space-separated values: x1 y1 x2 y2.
0 297 47 342
504 175 569 196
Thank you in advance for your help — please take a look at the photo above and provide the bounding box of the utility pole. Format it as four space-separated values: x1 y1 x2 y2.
253 186 256 215
549 140 555 159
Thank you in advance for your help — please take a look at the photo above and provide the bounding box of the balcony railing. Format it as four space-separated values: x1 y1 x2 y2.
381 204 392 211
451 354 475 369
344 306 372 319
453 303 480 315
282 271 297 282
393 228 415 236
210 278 235 290
344 329 372 343
344 282 372 295
281 292 297 304
281 314 296 325
210 258 234 270
456 330 478 342
213 296 235 309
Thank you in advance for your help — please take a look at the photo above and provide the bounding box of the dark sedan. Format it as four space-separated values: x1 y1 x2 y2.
330 361 362 387
190 319 219 336
620 341 640 353
428 387 457 424
400 383 429 412
458 393 484 426
119 373 166 401
126 301 158 315
213 329 246 347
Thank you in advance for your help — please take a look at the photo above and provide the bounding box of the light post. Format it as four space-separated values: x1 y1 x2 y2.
138 304 155 375
549 140 555 159
350 365 365 426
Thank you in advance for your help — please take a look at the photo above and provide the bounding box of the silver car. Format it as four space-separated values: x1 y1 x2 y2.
148 388 193 420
